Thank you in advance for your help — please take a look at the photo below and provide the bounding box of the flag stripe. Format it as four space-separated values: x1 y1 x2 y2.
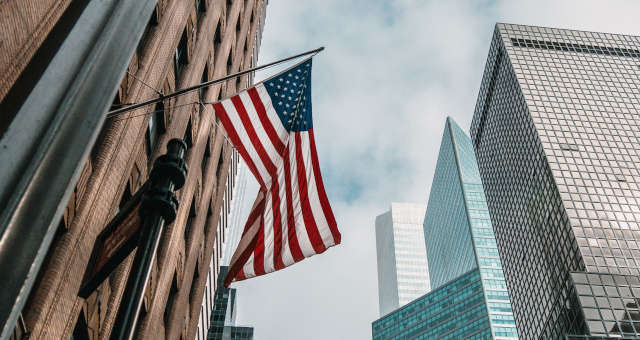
307 130 340 244
222 99 272 186
253 215 266 276
248 87 287 156
231 96 278 179
256 84 289 144
283 144 305 262
213 102 266 189
270 179 285 270
224 190 266 286
295 133 327 254
237 91 283 171
298 132 335 248
287 136 316 258
219 59 340 285
276 164 295 267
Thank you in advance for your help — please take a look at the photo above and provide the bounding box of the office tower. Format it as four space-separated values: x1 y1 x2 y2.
2 1 267 339
372 118 517 340
375 203 430 316
207 266 254 340
470 23 640 339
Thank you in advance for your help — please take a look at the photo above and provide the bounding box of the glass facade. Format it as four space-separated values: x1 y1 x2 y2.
207 266 254 340
425 118 517 339
372 269 492 340
372 118 517 339
376 203 430 316
470 23 640 339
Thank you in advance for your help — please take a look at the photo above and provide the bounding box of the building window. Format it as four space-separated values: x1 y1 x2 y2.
215 151 224 179
226 51 233 75
145 101 165 161
115 183 132 216
71 312 90 340
185 197 196 245
183 119 193 149
213 20 222 52
164 274 179 330
203 204 212 236
195 0 205 26
235 11 241 33
202 137 210 179
189 259 200 306
174 29 189 87
199 63 208 102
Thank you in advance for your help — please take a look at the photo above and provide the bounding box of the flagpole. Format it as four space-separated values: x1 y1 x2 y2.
110 138 187 340
107 47 325 117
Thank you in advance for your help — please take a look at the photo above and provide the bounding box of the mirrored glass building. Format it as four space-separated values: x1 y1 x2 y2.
375 203 430 316
372 118 518 340
470 23 640 339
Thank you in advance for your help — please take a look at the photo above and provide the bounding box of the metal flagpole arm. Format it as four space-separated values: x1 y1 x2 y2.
109 138 187 340
106 47 325 117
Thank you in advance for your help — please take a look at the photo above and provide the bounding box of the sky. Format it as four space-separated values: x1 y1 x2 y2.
230 1 640 339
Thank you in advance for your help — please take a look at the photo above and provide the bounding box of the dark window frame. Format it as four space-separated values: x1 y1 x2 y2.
145 101 166 162
174 29 189 87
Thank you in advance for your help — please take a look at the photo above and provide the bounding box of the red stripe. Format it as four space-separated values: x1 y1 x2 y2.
248 88 286 156
308 129 340 244
283 144 304 262
213 102 266 189
253 215 266 276
231 96 278 178
236 270 246 281
270 179 285 270
294 133 326 254
224 192 266 286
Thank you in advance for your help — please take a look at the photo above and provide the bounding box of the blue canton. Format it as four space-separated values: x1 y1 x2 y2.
264 59 313 132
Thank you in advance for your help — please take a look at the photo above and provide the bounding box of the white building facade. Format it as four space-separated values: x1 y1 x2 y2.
375 203 430 316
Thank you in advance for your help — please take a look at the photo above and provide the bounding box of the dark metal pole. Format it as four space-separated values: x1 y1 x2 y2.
106 46 325 117
110 139 187 340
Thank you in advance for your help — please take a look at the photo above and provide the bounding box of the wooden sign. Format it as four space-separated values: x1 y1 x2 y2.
78 184 147 298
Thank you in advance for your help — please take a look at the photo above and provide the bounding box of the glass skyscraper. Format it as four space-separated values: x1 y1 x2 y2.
375 203 430 316
470 23 640 339
372 118 518 339
207 266 254 340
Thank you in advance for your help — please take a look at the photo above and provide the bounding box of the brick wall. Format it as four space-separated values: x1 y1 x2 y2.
12 0 267 339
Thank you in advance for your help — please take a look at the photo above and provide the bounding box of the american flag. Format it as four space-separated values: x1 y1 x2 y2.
212 59 341 286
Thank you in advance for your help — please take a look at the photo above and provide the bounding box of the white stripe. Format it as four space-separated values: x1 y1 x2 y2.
242 252 256 279
288 133 316 257
238 91 283 170
261 189 276 273
221 98 271 186
298 132 335 247
256 84 288 143
227 190 263 281
276 161 295 267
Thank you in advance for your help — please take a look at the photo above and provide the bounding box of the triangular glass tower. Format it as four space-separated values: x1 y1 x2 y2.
373 118 518 339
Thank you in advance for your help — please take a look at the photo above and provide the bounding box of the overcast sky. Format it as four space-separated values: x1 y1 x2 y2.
230 1 640 339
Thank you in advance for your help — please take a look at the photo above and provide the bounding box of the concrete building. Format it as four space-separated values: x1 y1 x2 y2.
372 118 517 340
2 0 267 339
470 24 640 339
375 203 430 316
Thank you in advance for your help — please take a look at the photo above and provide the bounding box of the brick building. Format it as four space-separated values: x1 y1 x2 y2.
1 0 267 339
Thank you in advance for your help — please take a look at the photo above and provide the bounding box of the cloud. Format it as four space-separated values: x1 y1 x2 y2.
234 1 640 339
